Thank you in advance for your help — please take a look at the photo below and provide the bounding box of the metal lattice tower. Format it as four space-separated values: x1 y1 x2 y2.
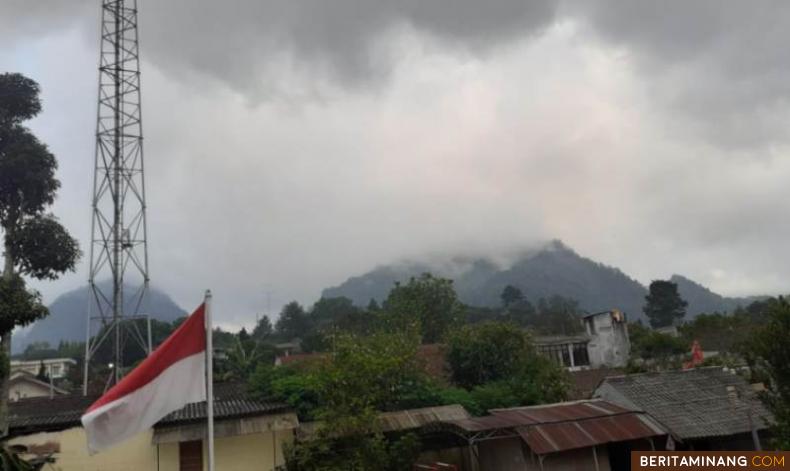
84 0 151 394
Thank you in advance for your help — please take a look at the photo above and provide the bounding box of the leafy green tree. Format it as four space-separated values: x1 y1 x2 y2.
628 322 687 360
252 314 273 342
446 322 532 389
275 301 310 341
383 273 463 343
446 322 568 408
0 73 80 434
743 298 790 449
643 280 687 328
220 336 268 382
533 295 583 335
500 285 524 307
272 330 424 469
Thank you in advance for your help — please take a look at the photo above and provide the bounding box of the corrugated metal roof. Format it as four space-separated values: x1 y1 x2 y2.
8 382 289 436
516 411 665 454
445 400 666 454
378 405 470 433
597 367 773 440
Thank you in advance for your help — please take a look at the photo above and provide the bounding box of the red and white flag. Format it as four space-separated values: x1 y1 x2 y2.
81 303 208 454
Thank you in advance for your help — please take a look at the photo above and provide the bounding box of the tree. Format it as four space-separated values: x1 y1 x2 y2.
500 285 524 307
533 295 583 335
643 280 687 328
252 314 273 342
445 322 568 408
446 322 531 389
743 297 790 449
0 73 79 435
283 330 424 470
275 301 310 341
383 273 463 343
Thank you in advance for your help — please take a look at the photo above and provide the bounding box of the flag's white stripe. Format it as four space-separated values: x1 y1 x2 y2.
81 351 206 454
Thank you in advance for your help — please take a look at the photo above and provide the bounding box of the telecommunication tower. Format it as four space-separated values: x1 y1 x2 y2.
84 0 151 393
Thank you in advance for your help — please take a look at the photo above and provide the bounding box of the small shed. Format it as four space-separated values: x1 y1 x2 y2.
430 399 666 471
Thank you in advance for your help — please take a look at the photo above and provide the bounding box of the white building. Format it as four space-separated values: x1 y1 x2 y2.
10 358 77 379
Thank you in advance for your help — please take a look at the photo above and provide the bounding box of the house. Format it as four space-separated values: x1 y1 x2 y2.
10 358 77 379
535 310 631 370
7 382 299 470
427 399 666 471
8 371 69 401
594 367 772 450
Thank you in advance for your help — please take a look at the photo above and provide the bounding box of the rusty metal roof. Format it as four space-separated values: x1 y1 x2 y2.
516 410 665 454
445 400 666 454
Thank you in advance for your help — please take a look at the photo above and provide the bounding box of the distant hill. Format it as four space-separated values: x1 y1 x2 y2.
13 284 185 353
670 274 762 316
322 241 762 322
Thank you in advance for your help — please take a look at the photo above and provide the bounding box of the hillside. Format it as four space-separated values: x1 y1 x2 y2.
13 283 185 353
322 241 759 322
670 274 761 316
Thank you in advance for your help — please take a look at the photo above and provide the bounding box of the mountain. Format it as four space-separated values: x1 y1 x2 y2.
13 284 186 353
670 274 761 316
322 241 761 322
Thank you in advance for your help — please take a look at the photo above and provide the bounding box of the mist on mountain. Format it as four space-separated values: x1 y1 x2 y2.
322 241 761 322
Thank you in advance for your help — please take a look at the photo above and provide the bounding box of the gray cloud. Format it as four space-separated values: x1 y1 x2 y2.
4 1 790 329
565 0 790 149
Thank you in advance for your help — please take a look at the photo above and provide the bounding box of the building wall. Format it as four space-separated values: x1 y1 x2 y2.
9 381 53 401
585 312 630 368
9 427 158 471
9 426 293 471
477 437 529 471
157 429 293 471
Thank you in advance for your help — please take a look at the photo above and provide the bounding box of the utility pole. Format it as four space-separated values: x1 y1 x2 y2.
84 0 151 394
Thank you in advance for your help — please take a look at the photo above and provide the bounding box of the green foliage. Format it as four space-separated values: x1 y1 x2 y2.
220 336 269 382
275 301 310 341
0 275 48 333
0 73 42 126
643 280 687 328
9 214 79 280
743 297 790 449
254 330 425 469
628 323 687 360
252 315 273 342
383 273 463 343
446 322 531 389
446 322 568 412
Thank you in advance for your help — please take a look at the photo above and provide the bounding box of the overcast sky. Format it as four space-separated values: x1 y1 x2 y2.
2 0 790 329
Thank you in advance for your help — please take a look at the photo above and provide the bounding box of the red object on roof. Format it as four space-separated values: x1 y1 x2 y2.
683 340 704 370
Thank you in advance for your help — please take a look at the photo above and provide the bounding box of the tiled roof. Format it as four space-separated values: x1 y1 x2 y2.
8 382 289 436
567 367 623 400
597 367 773 440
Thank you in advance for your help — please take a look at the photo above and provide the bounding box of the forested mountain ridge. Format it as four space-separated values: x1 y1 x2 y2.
13 283 185 353
323 241 760 322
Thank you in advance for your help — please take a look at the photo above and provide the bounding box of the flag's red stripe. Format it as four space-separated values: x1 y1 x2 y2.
86 304 206 413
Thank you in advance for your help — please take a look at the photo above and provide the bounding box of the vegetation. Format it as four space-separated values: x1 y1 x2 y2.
0 73 80 435
643 280 687 328
742 298 790 449
383 273 463 344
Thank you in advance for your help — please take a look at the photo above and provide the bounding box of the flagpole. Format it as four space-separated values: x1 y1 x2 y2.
205 290 215 471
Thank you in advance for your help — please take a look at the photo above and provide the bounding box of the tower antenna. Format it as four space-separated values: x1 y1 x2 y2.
84 0 151 394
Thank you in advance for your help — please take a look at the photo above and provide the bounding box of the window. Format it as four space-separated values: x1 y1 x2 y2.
572 343 590 367
179 440 203 471
538 344 572 368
